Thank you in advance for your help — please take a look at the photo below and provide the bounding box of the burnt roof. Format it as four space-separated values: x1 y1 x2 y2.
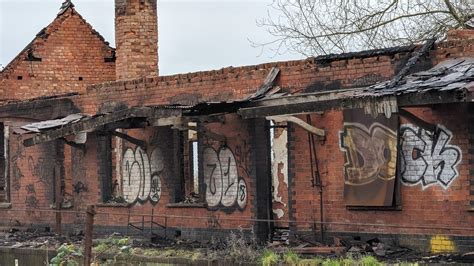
365 57 474 96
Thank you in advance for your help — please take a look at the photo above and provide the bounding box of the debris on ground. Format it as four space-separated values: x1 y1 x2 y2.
0 227 472 264
0 227 82 249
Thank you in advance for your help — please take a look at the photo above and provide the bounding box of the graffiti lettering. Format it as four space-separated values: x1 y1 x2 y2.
400 124 461 189
203 147 247 211
11 136 25 191
340 123 397 185
11 156 23 191
73 181 88 194
28 156 51 185
25 183 38 208
207 215 221 229
122 147 163 204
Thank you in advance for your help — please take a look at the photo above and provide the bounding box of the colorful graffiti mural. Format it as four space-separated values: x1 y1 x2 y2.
339 109 399 206
203 147 247 211
121 147 163 204
400 124 461 189
340 122 397 185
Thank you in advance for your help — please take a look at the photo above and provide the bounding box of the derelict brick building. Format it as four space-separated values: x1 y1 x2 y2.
0 0 473 253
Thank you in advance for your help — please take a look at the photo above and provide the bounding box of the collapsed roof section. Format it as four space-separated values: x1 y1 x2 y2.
18 57 474 147
239 57 474 119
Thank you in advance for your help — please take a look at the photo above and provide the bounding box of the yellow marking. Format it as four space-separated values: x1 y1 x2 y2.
430 235 455 253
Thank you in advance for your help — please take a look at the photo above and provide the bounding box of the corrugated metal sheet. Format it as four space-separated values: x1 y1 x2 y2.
21 113 87 133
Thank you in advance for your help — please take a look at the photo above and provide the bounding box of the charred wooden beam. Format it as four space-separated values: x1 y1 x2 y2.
23 107 181 147
267 115 325 137
386 38 436 89
239 89 469 119
247 67 280 100
150 116 183 127
110 130 146 149
60 138 85 151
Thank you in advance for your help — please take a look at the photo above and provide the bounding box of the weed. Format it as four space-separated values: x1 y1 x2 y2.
339 255 355 266
359 255 381 266
50 243 82 266
299 258 323 266
92 236 131 263
224 227 261 262
283 250 301 265
322 258 340 266
261 249 279 266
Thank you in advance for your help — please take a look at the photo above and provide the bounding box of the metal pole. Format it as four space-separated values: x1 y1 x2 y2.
84 205 96 266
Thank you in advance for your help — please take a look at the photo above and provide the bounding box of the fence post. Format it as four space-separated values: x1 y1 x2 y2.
84 205 96 266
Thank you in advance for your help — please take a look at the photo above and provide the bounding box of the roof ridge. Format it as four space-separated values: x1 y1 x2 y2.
58 0 75 16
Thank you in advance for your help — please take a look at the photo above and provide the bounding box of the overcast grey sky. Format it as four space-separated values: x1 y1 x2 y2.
0 0 302 75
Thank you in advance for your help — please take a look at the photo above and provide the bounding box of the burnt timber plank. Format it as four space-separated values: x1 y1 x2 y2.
23 108 181 147
238 90 469 119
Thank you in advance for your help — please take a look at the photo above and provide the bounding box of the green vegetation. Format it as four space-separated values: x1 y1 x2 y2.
48 235 400 266
359 255 382 266
261 249 279 266
298 258 325 266
50 243 82 266
283 250 301 265
257 253 383 266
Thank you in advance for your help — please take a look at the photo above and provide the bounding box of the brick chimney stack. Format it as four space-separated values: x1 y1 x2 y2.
115 0 158 80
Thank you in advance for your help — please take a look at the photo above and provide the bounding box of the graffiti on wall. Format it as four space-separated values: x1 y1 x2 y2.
339 108 399 207
11 136 25 191
122 147 163 204
340 122 398 185
203 147 247 211
28 156 51 186
25 183 38 208
400 124 461 189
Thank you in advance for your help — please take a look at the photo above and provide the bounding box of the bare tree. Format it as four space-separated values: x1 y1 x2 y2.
255 0 474 56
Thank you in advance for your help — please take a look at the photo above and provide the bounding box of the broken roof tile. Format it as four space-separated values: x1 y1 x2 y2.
363 57 474 96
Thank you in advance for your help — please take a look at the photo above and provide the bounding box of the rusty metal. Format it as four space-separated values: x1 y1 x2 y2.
84 205 96 266
340 109 398 206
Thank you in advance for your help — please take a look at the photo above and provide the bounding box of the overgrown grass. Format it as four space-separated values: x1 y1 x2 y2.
257 253 383 266
283 250 301 265
359 255 382 266
298 258 325 266
261 249 279 266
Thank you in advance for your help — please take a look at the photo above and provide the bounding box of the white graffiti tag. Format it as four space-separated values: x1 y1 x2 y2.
122 147 163 204
203 147 247 211
400 124 461 189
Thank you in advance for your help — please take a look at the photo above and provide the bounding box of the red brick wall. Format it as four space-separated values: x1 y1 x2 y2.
115 0 158 80
7 127 59 225
289 104 472 236
20 114 255 231
0 7 115 101
77 39 473 116
0 37 473 245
